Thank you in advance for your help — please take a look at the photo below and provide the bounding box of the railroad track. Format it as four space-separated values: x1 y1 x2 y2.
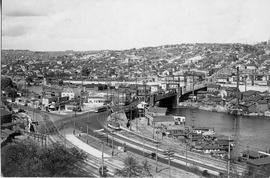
103 129 247 176
39 113 123 177
118 127 247 173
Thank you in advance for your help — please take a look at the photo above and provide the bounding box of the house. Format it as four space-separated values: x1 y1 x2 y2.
247 156 270 167
215 140 230 151
202 145 223 154
150 85 160 94
216 77 228 84
239 102 257 113
61 89 75 100
225 87 240 98
1 109 12 127
136 85 151 101
241 150 263 160
257 99 269 113
241 90 260 101
246 64 257 70
165 125 187 138
207 84 221 93
147 107 167 116
65 104 78 112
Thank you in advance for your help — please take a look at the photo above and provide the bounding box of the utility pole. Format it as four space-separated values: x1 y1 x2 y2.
236 67 240 93
101 141 104 175
152 123 155 139
192 71 195 97
185 142 188 167
111 131 114 156
144 57 146 103
155 142 158 173
164 150 174 178
228 136 231 178
64 127 66 149
244 75 247 92
80 69 83 111
73 109 76 134
168 153 171 178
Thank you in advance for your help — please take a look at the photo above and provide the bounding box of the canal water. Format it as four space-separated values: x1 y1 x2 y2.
168 108 270 153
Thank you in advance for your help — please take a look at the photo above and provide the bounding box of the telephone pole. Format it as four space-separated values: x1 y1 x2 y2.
227 136 231 178
163 149 174 178
101 141 104 175
155 139 159 173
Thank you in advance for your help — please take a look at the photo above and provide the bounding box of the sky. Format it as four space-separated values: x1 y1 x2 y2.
2 0 270 51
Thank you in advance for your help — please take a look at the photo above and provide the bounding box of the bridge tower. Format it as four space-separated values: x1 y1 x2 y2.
167 74 181 107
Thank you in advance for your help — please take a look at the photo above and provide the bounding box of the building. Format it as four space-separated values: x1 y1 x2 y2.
239 102 257 113
147 107 167 116
1 109 12 128
257 99 269 113
247 156 270 168
241 150 263 160
61 89 75 100
216 77 228 84
150 85 160 94
152 115 176 127
137 85 151 101
165 125 187 138
246 64 257 70
207 84 221 93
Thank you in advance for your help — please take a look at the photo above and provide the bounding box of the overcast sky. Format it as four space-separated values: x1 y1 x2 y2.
2 0 270 51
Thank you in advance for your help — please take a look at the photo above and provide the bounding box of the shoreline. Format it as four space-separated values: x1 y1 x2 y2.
176 102 270 118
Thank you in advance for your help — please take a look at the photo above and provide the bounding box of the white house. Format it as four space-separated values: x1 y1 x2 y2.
150 85 159 93
246 64 257 70
61 89 75 100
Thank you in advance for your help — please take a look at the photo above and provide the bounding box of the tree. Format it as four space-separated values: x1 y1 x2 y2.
141 160 152 177
81 67 90 77
1 77 14 91
114 156 152 177
25 76 33 85
243 164 270 178
1 141 87 177
58 79 64 86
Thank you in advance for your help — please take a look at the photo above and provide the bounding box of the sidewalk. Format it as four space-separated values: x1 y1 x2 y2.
65 133 111 159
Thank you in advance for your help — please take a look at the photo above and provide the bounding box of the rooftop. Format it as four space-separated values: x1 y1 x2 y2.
247 156 270 166
148 107 167 114
153 116 175 123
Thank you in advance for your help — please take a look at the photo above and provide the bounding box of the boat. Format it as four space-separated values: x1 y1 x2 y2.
193 127 215 135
